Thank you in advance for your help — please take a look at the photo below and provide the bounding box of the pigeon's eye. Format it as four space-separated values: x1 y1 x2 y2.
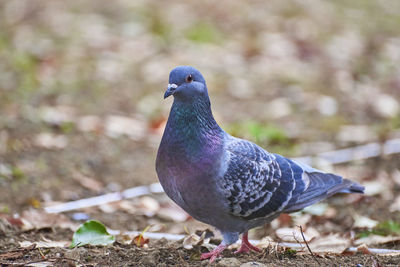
185 74 193 83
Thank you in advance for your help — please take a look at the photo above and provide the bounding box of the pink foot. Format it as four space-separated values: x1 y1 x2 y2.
200 244 227 263
234 232 261 254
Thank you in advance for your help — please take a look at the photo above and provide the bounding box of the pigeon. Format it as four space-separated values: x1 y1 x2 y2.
156 66 364 262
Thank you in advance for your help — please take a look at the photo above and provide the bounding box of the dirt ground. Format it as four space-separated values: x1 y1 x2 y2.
1 0 400 266
1 223 399 267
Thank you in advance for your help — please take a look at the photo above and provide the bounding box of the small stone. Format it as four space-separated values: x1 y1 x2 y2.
240 262 267 267
217 257 241 267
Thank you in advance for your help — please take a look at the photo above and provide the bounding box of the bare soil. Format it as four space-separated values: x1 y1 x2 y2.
1 225 399 267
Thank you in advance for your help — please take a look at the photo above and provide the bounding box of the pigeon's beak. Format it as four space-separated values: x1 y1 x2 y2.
164 83 178 99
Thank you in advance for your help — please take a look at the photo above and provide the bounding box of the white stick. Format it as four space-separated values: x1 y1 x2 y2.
293 138 400 165
44 183 163 213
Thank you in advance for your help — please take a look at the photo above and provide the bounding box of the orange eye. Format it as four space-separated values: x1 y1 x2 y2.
185 74 193 83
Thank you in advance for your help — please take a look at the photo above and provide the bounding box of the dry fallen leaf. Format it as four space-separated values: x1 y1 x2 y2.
4 216 24 228
363 180 390 197
353 214 379 228
257 236 276 249
39 106 76 126
182 231 214 251
131 234 149 247
277 213 292 226
20 209 77 231
308 234 350 254
275 227 319 243
356 244 371 254
157 202 190 222
302 203 329 216
389 195 400 212
105 115 147 141
98 202 120 213
128 196 160 217
77 115 102 132
34 133 68 149
19 240 69 248
372 94 399 118
101 197 161 217
72 172 104 193
290 213 312 226
131 225 151 247
337 125 376 143
183 233 202 250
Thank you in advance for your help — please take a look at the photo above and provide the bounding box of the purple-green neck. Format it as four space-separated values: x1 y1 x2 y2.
161 97 224 162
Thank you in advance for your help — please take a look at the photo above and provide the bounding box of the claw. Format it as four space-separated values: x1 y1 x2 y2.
200 233 260 262
234 232 261 254
200 244 227 263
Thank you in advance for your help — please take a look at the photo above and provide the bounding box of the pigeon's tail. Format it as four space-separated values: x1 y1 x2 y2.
284 172 364 213
338 179 365 194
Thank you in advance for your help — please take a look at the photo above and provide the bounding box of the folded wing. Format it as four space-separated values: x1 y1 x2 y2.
222 136 364 220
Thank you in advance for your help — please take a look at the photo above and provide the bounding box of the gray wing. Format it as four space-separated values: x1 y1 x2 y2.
222 137 305 220
221 136 364 220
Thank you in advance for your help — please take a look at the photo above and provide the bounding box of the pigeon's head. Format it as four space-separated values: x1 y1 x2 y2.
164 66 208 101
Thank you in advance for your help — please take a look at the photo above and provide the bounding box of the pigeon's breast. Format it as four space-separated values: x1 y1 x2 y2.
156 133 230 223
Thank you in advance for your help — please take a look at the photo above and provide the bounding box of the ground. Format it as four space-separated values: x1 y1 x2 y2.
1 224 400 266
1 0 400 266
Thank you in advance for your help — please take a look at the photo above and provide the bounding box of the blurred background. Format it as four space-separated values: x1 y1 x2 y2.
0 0 400 237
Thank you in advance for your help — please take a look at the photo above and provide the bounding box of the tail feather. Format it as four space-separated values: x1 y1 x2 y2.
339 179 365 194
284 172 364 213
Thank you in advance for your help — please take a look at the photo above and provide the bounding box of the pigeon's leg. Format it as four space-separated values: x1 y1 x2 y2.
201 232 238 262
200 244 227 263
234 232 261 254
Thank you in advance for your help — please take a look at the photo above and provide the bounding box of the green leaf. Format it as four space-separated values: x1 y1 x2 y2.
70 220 115 248
356 220 400 238
376 220 400 235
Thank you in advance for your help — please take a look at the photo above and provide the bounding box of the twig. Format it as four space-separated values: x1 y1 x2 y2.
292 232 304 251
298 225 320 265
